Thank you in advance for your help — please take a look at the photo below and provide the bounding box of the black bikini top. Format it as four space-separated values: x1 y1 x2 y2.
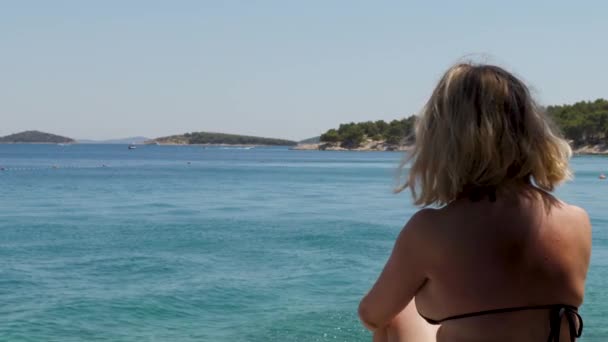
419 304 583 342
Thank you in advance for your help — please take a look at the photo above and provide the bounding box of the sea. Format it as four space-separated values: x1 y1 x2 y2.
0 144 606 341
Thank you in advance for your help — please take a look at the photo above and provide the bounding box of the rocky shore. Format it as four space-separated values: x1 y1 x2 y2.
572 144 608 155
292 141 608 155
291 140 413 152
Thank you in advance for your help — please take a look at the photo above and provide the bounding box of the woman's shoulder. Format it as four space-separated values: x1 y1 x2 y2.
399 208 452 246
548 200 592 239
404 193 591 243
532 189 590 226
402 208 443 235
559 202 590 223
396 209 441 247
526 188 590 224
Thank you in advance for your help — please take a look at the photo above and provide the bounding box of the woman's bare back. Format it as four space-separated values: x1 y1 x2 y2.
413 189 591 341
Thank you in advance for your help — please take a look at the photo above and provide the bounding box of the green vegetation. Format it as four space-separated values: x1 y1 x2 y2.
320 117 416 148
299 136 321 144
0 130 74 143
547 98 608 145
152 132 297 146
319 99 608 149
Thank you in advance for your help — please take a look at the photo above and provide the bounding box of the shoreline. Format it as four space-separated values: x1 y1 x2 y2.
291 141 413 152
2 141 607 155
290 142 608 155
571 144 608 155
148 142 294 147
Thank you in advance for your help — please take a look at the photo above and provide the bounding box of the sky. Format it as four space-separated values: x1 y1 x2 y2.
1 1 607 141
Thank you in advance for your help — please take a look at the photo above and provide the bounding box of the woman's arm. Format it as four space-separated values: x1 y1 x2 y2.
358 209 434 331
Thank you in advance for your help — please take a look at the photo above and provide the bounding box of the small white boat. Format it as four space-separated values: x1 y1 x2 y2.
128 144 137 150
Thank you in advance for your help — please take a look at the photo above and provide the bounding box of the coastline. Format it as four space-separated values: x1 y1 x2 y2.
149 142 292 147
2 141 607 155
291 140 413 152
571 144 608 155
291 142 608 155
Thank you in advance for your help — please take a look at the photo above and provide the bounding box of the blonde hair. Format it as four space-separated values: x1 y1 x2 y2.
399 63 572 206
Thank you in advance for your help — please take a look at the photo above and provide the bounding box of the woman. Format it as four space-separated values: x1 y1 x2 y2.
358 63 591 341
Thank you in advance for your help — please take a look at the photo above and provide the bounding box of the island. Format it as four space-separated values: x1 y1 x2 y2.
547 98 608 154
147 131 297 146
293 117 415 151
0 130 75 144
294 99 608 154
298 136 321 144
78 136 150 144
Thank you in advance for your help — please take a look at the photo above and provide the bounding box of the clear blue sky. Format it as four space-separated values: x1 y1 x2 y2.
1 1 606 141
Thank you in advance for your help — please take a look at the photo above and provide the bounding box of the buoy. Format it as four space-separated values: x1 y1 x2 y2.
600 174 606 180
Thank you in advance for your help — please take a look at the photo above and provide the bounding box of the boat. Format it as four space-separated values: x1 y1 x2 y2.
128 144 137 150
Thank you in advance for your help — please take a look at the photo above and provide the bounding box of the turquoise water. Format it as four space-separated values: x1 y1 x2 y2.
1 144 606 341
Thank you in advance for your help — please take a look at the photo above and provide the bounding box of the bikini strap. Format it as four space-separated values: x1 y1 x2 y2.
420 304 582 340
426 304 566 323
546 305 583 342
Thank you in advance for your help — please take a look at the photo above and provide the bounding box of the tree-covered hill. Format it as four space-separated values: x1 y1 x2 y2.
150 132 297 146
319 117 416 148
0 130 75 143
547 98 608 146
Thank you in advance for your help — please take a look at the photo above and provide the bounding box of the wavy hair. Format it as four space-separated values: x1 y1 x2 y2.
398 63 572 206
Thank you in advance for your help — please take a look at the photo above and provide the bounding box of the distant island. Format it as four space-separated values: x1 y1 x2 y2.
295 98 608 154
298 136 321 144
147 131 297 146
0 130 75 144
78 136 150 144
294 117 415 151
